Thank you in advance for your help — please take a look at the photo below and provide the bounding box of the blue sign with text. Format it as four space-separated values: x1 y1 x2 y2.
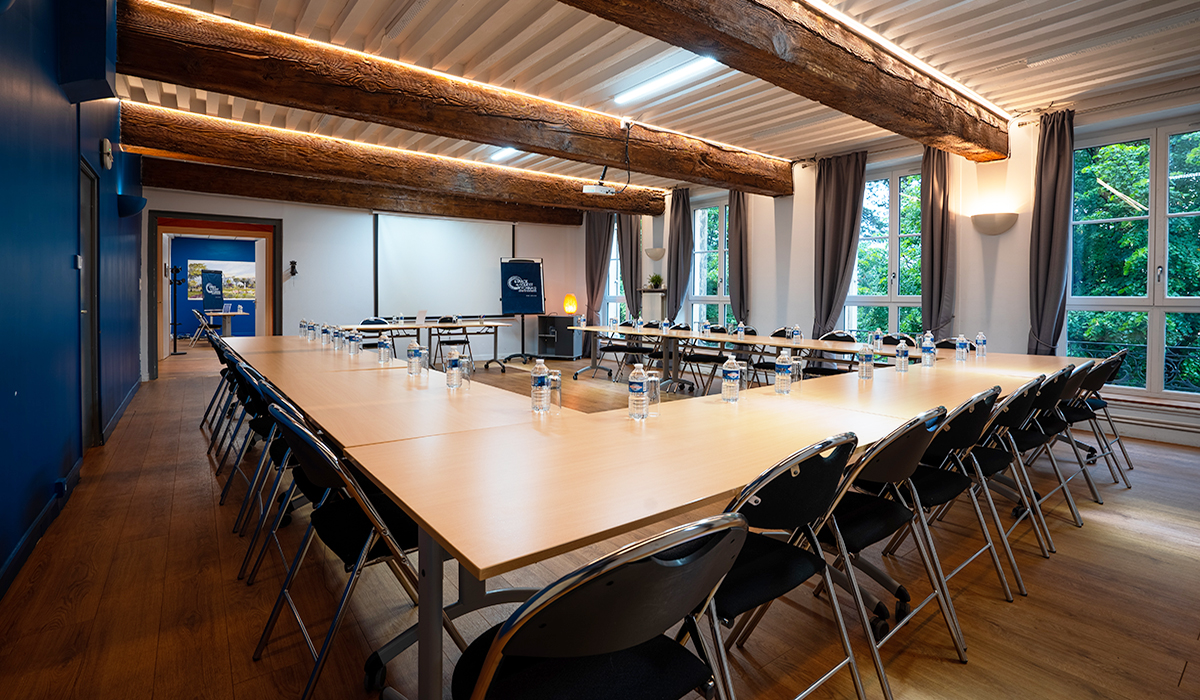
500 259 544 315
201 269 224 311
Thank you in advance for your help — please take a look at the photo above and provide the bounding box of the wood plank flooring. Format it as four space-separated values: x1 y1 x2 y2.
1 352 1198 700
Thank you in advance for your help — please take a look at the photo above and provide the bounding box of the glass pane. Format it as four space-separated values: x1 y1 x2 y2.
693 206 719 251
723 250 729 297
1066 310 1147 388
843 305 888 343
861 178 889 238
1167 215 1200 298
1165 313 1200 393
605 302 628 325
1072 139 1150 221
853 237 888 296
898 307 922 336
692 252 719 296
897 234 921 296
1168 129 1200 214
724 304 735 327
899 174 921 235
691 304 721 343
1071 219 1148 297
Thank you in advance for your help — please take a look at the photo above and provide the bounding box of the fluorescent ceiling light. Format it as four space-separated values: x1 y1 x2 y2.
489 147 519 161
615 57 718 105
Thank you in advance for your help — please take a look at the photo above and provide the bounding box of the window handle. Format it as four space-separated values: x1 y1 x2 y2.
1156 266 1164 283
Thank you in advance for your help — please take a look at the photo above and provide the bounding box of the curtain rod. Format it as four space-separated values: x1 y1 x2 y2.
1016 84 1200 127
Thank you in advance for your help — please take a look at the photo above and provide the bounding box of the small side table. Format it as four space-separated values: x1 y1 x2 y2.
537 316 583 359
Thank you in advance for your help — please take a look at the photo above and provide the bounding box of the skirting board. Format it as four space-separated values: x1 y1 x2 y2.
1105 399 1200 447
0 456 84 600
101 381 139 445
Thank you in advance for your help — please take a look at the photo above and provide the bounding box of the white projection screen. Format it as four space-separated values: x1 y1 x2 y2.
376 214 513 317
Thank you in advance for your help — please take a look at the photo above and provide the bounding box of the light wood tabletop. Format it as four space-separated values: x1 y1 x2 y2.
571 324 893 356
934 350 1090 377
341 321 511 331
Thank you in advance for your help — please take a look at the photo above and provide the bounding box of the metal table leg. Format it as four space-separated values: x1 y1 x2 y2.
484 324 507 372
573 329 612 380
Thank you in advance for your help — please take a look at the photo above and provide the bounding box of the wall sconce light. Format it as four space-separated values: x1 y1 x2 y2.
1 0 17 14
971 212 1018 235
563 293 578 314
116 194 147 217
645 247 666 261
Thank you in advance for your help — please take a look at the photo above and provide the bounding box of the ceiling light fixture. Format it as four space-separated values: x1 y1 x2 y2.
796 0 1013 123
615 57 718 105
490 147 519 161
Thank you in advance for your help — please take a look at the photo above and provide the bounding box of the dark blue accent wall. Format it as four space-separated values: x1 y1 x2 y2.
0 0 141 597
170 237 258 338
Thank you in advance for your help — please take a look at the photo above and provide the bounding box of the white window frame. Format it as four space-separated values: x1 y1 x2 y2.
602 226 627 325
1063 118 1200 401
842 165 922 340
687 198 733 329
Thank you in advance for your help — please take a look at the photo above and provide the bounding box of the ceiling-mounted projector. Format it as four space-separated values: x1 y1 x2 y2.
583 184 617 195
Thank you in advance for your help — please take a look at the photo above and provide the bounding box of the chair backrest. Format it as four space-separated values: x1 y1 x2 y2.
361 317 388 325
770 327 789 338
854 406 948 483
882 333 916 347
820 330 856 344
1079 353 1121 393
936 337 976 350
1057 360 1094 404
1030 365 1075 413
259 380 304 423
436 315 456 324
644 320 661 329
231 361 267 407
985 375 1044 431
923 387 1001 465
742 326 757 335
709 326 727 334
268 404 347 491
725 433 858 532
484 513 747 664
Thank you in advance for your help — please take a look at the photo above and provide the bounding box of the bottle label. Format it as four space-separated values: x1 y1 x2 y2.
408 349 419 360
629 380 645 394
532 375 549 388
723 369 739 382
449 358 459 369
775 363 791 376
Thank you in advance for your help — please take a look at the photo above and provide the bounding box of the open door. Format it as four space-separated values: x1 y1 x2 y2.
80 162 100 448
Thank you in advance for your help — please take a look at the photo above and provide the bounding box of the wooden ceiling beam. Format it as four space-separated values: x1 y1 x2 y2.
557 0 1010 162
117 0 793 195
141 158 584 226
119 102 665 215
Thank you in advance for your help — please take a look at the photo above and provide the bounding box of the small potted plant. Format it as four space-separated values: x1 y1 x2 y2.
647 273 663 289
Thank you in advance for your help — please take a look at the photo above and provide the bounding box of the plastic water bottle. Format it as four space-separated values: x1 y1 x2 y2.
955 334 968 361
530 359 551 412
348 333 361 355
872 328 883 351
721 357 740 403
792 324 803 341
635 315 644 332
736 321 745 340
299 318 307 337
857 344 874 380
332 327 343 350
378 336 391 364
608 316 617 333
774 348 792 394
703 320 712 337
896 340 909 372
976 331 987 358
321 325 331 345
921 333 936 367
407 340 421 375
628 363 648 419
306 322 316 341
446 350 462 388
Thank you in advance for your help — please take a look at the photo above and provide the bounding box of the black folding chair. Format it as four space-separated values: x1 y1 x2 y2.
1061 351 1134 488
448 513 748 700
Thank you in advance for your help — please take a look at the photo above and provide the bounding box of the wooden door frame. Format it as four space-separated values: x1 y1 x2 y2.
146 211 282 380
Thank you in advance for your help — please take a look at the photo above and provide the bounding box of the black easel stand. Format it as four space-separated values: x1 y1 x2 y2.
501 314 535 366
169 266 187 356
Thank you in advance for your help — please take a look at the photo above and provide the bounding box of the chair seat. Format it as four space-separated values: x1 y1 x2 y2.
682 353 726 364
249 415 274 438
1060 404 1096 423
1008 427 1056 453
970 446 1012 478
268 438 300 468
803 366 850 377
451 623 712 700
714 532 824 622
438 339 471 346
908 466 974 508
1036 415 1069 435
310 492 419 569
820 491 913 554
1086 396 1108 410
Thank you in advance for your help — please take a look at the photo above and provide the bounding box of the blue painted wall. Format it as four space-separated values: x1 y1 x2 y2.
0 0 141 595
170 237 258 338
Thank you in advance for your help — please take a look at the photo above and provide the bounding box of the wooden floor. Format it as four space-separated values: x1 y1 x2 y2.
2 351 1199 700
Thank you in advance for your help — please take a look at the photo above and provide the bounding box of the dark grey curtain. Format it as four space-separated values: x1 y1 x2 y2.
615 214 642 318
812 151 868 338
666 188 691 321
921 146 956 336
728 190 749 323
1028 110 1075 355
584 211 615 331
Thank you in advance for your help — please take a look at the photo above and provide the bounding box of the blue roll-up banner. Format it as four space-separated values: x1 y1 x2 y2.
500 258 545 315
201 269 224 311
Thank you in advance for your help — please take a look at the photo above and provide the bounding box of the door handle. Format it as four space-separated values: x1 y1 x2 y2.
1156 266 1164 283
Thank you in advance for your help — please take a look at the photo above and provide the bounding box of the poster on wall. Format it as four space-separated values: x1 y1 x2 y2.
200 269 224 311
188 260 256 301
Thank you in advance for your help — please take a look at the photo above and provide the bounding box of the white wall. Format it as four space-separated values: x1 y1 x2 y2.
139 189 585 377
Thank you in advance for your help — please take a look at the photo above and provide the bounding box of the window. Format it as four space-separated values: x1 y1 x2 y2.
1065 123 1200 397
842 169 923 342
603 232 628 325
688 201 733 330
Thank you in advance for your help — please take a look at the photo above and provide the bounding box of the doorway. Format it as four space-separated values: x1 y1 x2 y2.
80 162 100 448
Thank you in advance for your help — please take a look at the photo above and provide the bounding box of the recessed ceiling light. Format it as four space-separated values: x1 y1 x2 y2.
615 57 718 105
489 147 519 161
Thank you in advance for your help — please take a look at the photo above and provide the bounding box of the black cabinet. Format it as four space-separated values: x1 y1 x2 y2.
537 315 583 359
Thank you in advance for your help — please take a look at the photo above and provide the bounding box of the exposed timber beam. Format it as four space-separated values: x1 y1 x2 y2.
116 0 794 195
119 102 666 215
141 159 584 226
557 0 1010 162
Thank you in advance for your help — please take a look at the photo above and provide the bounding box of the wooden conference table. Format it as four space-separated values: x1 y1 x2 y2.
223 336 1079 700
341 320 511 371
206 309 249 335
